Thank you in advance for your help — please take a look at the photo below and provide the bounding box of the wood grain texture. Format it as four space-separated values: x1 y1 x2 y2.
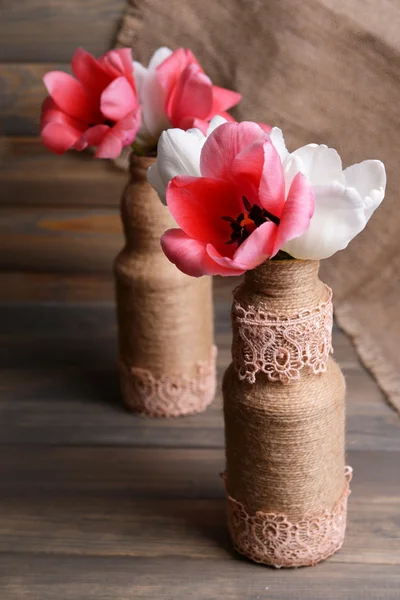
0 0 127 62
0 323 398 450
0 272 116 302
0 138 125 207
0 64 66 136
0 448 398 565
1 557 399 600
0 294 398 451
0 281 398 597
0 207 122 272
0 0 398 593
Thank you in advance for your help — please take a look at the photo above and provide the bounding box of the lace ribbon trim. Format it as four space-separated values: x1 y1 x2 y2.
224 466 352 568
119 345 217 417
232 286 333 384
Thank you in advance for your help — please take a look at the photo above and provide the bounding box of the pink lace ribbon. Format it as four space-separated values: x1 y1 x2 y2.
224 466 352 568
232 286 333 384
119 345 217 417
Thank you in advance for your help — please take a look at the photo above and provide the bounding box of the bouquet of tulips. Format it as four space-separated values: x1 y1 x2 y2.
40 45 386 270
41 46 240 158
150 122 386 273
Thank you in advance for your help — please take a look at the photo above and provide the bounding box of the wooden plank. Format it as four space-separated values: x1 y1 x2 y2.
0 207 122 272
0 138 126 208
0 273 115 302
0 300 397 449
0 557 398 600
0 449 398 566
0 365 398 450
0 299 380 376
0 300 382 376
0 1 128 62
0 64 66 136
0 447 397 499
0 495 399 566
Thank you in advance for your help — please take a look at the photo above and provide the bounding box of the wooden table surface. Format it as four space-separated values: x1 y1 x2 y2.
0 275 399 600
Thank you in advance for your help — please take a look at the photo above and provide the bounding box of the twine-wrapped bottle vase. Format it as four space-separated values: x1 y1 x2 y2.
114 156 216 417
223 259 351 567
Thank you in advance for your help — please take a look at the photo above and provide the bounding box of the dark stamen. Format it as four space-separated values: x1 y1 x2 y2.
247 204 265 227
242 196 252 211
262 208 280 226
221 200 280 246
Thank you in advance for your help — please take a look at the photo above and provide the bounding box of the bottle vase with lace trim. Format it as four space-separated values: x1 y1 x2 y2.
223 258 351 567
114 155 217 418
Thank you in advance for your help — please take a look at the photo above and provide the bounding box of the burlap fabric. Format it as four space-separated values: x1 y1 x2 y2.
115 0 400 414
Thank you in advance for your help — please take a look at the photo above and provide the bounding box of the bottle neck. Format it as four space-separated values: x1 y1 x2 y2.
121 155 175 251
231 259 333 385
240 259 324 311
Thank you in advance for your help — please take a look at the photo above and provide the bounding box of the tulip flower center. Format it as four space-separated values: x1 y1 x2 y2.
222 196 280 246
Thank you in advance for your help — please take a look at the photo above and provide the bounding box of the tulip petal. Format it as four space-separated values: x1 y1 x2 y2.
232 139 264 185
157 48 199 98
155 128 204 197
100 48 135 87
43 71 98 123
94 130 123 159
283 182 365 260
148 46 173 71
147 163 166 203
71 48 111 93
259 139 286 216
231 139 265 206
232 138 285 216
41 97 86 132
140 65 170 139
289 144 345 187
211 86 241 115
161 229 239 277
201 121 267 181
257 122 273 134
112 110 141 145
269 127 289 162
136 48 174 140
206 244 249 275
74 124 109 151
206 115 228 135
166 176 241 251
272 172 315 256
282 155 303 197
344 160 386 219
168 64 213 127
41 122 83 154
232 220 277 268
179 117 209 134
101 77 137 121
133 61 147 94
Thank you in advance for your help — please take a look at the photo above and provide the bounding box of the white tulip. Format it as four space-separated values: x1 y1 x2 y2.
147 116 227 204
133 47 173 146
268 128 386 259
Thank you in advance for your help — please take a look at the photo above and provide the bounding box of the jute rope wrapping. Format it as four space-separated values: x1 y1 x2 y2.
114 155 216 417
223 260 351 567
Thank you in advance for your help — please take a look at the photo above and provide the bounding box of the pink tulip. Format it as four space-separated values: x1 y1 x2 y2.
41 48 141 159
156 48 241 134
161 122 315 277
